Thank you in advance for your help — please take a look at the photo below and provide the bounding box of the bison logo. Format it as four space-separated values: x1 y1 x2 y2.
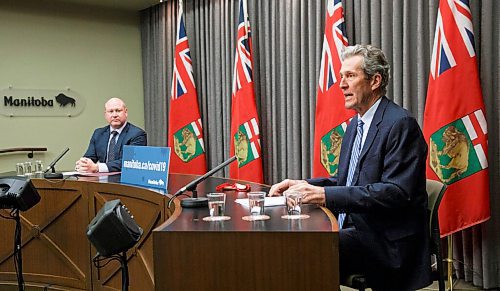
55 93 76 107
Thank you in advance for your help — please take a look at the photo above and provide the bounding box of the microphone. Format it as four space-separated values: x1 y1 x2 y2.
44 147 70 179
169 156 237 209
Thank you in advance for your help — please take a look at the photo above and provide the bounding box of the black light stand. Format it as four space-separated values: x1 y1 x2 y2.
0 177 40 291
92 252 129 291
87 199 142 291
0 209 25 291
13 209 25 291
119 252 129 291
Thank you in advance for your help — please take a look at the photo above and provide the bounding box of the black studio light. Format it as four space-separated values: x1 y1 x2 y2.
0 176 40 211
87 199 143 291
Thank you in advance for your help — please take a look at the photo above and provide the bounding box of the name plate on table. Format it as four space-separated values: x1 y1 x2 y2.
121 145 170 191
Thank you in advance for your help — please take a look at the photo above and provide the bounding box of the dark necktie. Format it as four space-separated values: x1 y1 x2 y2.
338 119 364 229
107 131 118 162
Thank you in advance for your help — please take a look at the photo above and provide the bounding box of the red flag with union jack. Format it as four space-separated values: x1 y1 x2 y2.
168 1 207 175
229 0 263 183
312 0 355 177
424 0 490 236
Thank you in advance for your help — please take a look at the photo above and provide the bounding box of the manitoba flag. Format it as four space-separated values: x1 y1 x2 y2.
168 0 207 175
423 0 490 236
229 0 264 183
312 0 355 177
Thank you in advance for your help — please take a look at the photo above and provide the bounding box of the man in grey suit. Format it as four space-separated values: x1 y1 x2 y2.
75 97 147 173
270 45 431 290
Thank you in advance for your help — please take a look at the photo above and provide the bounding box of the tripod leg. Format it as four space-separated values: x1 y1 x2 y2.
14 210 25 291
120 252 129 291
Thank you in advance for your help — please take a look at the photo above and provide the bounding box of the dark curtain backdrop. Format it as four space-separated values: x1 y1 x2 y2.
141 0 499 288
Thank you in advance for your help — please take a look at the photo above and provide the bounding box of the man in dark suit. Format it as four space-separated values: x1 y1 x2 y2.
269 45 431 290
75 97 147 173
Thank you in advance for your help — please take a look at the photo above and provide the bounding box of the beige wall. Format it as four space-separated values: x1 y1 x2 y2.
0 2 145 173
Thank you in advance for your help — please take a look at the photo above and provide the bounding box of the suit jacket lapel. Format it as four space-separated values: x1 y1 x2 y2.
358 96 389 162
348 97 389 186
100 127 111 161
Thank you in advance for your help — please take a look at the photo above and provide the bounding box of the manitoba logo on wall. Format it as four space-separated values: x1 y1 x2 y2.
320 120 349 176
234 118 261 168
0 87 85 117
429 109 488 185
173 120 205 163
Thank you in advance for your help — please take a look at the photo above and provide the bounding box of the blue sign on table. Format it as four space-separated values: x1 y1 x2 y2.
120 145 170 190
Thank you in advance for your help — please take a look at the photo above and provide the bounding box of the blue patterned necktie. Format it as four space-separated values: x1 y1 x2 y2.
338 119 364 229
107 131 118 162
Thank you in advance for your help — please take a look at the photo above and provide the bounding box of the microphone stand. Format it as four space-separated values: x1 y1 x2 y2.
169 156 237 208
43 147 70 179
44 165 63 179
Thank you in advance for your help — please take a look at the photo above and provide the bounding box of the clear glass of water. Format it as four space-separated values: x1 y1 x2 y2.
242 192 270 221
203 193 230 221
34 160 44 178
16 163 25 176
282 190 309 220
24 161 33 177
248 192 265 215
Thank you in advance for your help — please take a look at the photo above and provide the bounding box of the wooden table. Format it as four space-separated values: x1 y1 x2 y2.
154 176 339 291
0 173 339 290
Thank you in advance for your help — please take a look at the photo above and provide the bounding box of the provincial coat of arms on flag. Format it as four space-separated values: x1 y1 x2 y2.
234 117 260 168
228 0 263 183
320 120 348 176
312 0 354 178
429 109 488 185
167 0 207 175
424 0 490 235
173 119 205 163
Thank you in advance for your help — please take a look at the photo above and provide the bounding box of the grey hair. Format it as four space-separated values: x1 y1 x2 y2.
341 44 390 95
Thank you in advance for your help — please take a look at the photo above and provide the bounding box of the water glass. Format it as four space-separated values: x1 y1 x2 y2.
284 190 303 215
24 161 33 177
34 160 44 178
34 160 44 173
242 191 270 221
248 192 266 216
16 163 25 176
203 193 230 221
281 190 309 220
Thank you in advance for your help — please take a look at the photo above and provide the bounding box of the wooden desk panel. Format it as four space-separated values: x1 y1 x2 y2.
0 180 90 290
0 177 172 291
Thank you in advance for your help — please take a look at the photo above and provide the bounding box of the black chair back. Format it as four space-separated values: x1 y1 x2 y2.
426 179 447 291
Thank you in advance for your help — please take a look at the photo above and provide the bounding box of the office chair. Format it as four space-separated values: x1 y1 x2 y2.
426 179 447 291
341 179 447 291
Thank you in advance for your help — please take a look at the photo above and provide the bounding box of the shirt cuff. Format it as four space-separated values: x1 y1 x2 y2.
98 162 109 173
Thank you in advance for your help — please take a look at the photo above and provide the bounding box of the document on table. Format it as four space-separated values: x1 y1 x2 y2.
235 196 285 207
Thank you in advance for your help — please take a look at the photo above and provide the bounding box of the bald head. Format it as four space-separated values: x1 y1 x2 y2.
104 97 128 129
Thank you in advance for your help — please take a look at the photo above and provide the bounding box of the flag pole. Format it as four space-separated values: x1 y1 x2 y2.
446 234 454 291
